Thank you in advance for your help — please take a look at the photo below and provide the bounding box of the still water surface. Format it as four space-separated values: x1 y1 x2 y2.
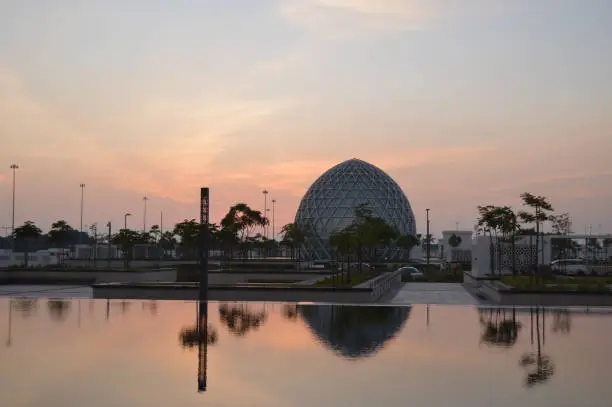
1 298 611 407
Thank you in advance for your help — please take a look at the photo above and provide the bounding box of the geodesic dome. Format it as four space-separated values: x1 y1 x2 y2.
295 158 416 261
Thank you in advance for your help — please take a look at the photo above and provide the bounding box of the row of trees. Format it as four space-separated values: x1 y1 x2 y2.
476 192 560 279
475 192 612 280
328 204 421 282
8 202 304 268
9 201 427 269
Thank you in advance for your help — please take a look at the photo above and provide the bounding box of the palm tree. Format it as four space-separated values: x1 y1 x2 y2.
280 223 305 269
12 221 42 267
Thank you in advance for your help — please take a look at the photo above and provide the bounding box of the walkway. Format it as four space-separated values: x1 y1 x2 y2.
386 283 479 305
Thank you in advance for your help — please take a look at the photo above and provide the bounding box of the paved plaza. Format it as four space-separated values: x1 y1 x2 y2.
387 283 480 305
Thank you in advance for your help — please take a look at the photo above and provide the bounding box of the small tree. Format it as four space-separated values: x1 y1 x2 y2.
159 231 177 259
173 219 200 259
518 193 554 283
48 220 75 264
111 229 141 268
221 203 268 262
550 213 572 261
395 234 419 260
330 229 355 284
12 221 42 267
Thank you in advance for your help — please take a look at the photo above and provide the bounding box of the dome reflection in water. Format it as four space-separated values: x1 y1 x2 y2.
298 304 411 359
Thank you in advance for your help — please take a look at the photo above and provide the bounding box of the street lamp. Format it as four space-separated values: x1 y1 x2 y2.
426 208 431 266
9 164 18 238
262 190 269 239
143 196 149 232
124 213 131 230
80 183 86 238
271 199 276 241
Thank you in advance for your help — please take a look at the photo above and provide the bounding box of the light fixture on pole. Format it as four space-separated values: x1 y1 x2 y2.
9 164 18 238
262 190 269 239
143 196 149 232
124 213 131 230
426 208 431 266
271 199 276 241
80 183 86 238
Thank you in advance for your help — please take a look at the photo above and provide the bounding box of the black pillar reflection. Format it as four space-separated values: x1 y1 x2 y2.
198 187 210 393
197 296 208 393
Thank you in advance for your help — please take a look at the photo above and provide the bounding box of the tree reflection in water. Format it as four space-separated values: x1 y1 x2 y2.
141 301 159 316
47 299 71 322
282 304 299 321
298 304 411 359
12 299 39 319
218 303 267 337
552 309 571 334
478 308 522 348
520 307 555 388
179 325 218 349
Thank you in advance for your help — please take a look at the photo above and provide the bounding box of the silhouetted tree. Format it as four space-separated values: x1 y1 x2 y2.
12 221 43 267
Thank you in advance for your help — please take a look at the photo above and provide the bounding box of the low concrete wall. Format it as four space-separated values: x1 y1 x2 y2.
207 272 329 285
92 283 375 303
355 270 402 301
0 269 176 284
478 280 612 306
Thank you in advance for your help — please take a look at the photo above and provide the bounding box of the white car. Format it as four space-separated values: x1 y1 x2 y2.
550 259 590 276
397 266 424 278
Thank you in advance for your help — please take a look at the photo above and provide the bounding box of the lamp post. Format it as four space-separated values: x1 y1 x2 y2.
262 190 269 238
80 183 85 239
9 164 18 239
124 213 131 230
143 196 149 232
271 199 276 241
106 221 112 269
426 208 431 267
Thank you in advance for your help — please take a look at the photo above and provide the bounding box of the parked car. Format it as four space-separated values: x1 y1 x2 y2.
550 259 590 276
396 266 424 278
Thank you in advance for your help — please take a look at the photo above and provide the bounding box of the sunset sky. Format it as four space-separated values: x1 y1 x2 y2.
1 0 611 237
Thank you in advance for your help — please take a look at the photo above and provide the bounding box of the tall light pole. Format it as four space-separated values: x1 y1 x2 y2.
124 213 131 230
107 221 112 269
426 208 431 266
9 164 18 238
271 199 276 241
143 196 149 232
262 190 269 239
79 183 86 238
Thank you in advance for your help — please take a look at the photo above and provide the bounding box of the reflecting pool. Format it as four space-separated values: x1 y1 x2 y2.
1 298 612 407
